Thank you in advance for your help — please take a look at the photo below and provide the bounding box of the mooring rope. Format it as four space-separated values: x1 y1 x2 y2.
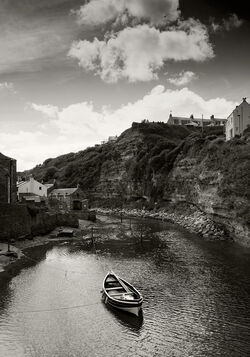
9 301 101 315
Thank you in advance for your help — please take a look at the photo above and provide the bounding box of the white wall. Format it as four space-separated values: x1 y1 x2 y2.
226 100 250 140
18 177 47 198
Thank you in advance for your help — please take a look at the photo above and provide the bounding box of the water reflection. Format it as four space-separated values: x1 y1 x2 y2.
104 303 144 332
0 217 250 357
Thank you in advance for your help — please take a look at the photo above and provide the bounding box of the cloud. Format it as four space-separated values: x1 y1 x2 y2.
210 14 243 33
168 71 197 86
74 0 180 27
30 103 59 119
223 14 243 31
68 22 213 82
0 82 14 90
0 85 235 170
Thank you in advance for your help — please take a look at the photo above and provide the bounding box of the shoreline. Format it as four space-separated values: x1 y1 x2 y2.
94 206 228 241
0 218 94 278
0 208 229 280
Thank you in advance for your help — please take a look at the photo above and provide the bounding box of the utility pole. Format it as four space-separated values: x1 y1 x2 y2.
7 236 11 252
91 226 94 245
140 220 143 244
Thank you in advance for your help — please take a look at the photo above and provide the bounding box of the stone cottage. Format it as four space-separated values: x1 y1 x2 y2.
49 187 88 211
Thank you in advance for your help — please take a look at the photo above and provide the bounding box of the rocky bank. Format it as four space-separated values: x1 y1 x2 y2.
95 206 227 241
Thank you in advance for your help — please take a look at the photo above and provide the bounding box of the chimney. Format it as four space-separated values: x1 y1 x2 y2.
243 97 247 102
190 114 194 119
210 115 214 120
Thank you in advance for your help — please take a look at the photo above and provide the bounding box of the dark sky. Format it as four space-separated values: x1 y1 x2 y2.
181 0 250 21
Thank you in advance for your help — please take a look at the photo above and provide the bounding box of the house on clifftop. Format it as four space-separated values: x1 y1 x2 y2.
225 98 250 140
0 153 17 204
167 113 227 127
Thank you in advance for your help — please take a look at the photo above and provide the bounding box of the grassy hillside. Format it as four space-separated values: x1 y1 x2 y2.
22 122 196 189
22 121 249 207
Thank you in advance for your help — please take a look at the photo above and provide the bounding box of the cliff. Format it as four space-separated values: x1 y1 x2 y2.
24 122 250 246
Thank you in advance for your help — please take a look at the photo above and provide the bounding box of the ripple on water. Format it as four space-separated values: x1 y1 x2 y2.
0 220 250 357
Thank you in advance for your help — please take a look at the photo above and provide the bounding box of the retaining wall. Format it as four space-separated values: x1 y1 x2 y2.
0 203 79 241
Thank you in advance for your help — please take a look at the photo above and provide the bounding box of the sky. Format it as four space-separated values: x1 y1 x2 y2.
0 0 249 170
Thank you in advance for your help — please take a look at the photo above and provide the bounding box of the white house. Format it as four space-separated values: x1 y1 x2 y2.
168 114 227 127
225 98 250 140
17 177 48 201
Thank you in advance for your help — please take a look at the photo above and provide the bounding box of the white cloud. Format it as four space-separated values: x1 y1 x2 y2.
74 0 179 27
0 86 235 170
69 22 213 82
168 71 197 86
210 14 243 33
126 0 180 24
30 103 59 118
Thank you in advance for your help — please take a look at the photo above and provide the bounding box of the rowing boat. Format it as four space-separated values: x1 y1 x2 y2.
102 271 143 316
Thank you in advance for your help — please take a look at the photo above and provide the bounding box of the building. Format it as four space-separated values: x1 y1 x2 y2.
225 98 250 140
108 135 118 142
17 176 48 202
0 153 17 203
49 187 88 211
44 181 56 195
168 114 227 127
100 135 118 145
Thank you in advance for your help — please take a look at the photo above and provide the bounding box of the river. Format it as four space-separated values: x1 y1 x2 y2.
0 216 250 357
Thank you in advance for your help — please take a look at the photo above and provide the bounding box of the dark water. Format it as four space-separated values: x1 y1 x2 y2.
0 217 250 357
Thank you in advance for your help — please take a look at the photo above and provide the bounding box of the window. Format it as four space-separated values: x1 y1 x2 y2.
39 187 42 190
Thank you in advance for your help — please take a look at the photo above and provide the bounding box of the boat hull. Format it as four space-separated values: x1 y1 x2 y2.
102 293 142 316
102 272 143 317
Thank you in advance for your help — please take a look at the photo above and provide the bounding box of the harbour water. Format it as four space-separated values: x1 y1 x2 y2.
0 217 250 357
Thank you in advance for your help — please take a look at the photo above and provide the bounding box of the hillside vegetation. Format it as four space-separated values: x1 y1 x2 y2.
24 122 224 195
22 121 250 245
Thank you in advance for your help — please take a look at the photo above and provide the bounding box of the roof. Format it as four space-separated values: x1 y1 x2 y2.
0 152 15 161
17 181 27 187
50 188 78 195
171 116 226 122
17 177 45 187
44 183 54 189
227 98 250 118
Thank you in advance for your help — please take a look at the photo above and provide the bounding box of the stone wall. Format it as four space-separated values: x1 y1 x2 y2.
0 203 31 239
0 203 79 241
0 154 17 203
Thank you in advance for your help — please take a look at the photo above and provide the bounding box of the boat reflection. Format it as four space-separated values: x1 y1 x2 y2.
104 303 144 332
